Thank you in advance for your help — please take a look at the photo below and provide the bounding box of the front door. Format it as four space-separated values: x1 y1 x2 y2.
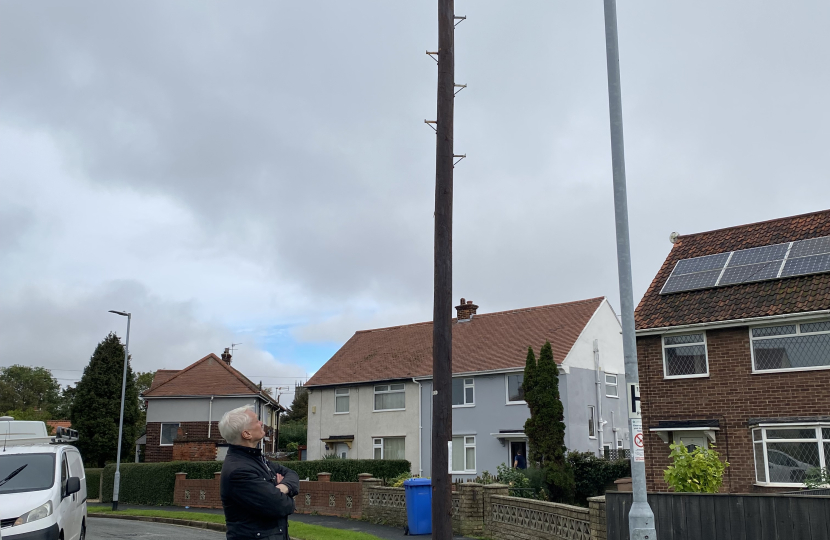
510 441 527 468
335 443 349 459
674 432 707 451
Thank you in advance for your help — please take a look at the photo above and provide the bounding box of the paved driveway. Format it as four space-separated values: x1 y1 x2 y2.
87 517 226 540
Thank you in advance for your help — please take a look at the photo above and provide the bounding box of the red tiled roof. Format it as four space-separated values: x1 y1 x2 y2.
305 297 606 387
143 353 279 407
46 420 71 430
635 209 830 330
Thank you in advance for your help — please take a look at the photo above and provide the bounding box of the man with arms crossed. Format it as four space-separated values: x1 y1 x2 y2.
219 405 299 540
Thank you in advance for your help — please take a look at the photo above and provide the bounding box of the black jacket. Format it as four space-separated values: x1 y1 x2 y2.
220 445 300 540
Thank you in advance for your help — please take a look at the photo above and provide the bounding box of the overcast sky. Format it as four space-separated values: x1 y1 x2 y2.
1 1 828 394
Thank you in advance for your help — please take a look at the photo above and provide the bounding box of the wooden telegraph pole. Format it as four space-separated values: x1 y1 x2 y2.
431 0 455 537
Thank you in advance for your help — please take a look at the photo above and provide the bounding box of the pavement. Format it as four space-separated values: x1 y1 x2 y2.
87 504 472 540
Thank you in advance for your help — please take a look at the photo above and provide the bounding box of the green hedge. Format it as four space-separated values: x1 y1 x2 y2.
101 459 410 505
567 451 631 504
85 468 103 499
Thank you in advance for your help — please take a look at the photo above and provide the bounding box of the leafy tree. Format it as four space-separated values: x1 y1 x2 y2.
523 341 575 502
71 333 140 467
283 386 308 424
52 385 77 419
0 365 62 414
134 371 155 434
663 443 729 493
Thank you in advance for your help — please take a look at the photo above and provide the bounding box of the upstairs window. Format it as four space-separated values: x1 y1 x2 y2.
506 374 525 404
605 374 618 397
751 320 830 372
374 383 405 411
335 388 350 413
452 378 475 407
663 333 709 378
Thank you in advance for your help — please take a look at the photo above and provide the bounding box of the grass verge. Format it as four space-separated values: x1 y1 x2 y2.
88 508 384 540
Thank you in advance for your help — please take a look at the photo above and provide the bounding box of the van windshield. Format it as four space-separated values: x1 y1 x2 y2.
0 454 55 494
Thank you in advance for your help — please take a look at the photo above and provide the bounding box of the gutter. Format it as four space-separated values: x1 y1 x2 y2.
636 309 830 336
207 395 214 438
412 378 423 476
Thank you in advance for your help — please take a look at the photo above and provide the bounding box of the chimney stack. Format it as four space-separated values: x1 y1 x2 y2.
455 298 479 322
221 347 232 365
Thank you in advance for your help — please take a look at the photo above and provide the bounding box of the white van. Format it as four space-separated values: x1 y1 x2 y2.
0 417 87 540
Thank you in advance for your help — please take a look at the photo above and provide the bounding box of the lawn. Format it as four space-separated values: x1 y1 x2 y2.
88 508 384 540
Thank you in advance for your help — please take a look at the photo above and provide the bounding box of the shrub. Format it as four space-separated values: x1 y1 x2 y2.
566 451 631 504
85 468 103 499
101 459 411 504
471 463 547 500
663 443 728 493
389 471 413 487
805 467 830 489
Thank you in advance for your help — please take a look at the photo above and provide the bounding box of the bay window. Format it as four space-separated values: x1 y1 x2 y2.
752 425 829 486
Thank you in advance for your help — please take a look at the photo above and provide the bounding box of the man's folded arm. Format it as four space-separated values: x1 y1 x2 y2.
271 463 300 496
230 468 295 515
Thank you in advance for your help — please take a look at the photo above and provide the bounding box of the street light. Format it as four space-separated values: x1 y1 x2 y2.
108 310 131 511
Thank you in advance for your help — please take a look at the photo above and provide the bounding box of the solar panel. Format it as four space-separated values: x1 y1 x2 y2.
789 236 830 258
727 243 788 267
659 234 830 295
673 253 730 274
780 253 830 277
661 269 723 294
718 261 782 286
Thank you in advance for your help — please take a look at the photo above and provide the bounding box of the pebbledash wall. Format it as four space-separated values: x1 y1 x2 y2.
306 382 421 470
638 326 830 493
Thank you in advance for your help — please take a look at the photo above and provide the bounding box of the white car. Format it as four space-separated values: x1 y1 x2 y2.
0 418 87 540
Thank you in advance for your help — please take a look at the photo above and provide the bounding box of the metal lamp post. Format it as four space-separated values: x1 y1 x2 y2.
601 1 657 538
108 310 131 511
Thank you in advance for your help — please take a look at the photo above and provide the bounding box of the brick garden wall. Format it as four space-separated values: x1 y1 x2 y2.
145 421 225 462
292 473 367 518
638 326 830 493
174 472 222 508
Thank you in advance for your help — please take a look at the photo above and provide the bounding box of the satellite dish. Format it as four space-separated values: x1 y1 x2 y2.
669 232 679 244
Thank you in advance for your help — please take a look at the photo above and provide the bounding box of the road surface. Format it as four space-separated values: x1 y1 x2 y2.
87 517 225 540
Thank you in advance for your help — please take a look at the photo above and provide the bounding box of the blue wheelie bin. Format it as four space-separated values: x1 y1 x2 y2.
403 478 432 535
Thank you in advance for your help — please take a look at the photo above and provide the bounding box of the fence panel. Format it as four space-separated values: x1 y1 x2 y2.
606 492 830 540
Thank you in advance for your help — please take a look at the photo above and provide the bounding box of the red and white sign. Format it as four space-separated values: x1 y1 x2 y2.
631 419 645 462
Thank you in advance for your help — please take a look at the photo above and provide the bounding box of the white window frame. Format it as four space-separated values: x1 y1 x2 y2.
449 435 477 474
373 436 405 460
334 387 350 414
605 374 619 398
749 320 830 374
452 377 475 408
662 332 710 379
751 423 829 487
160 422 180 446
373 383 406 412
505 373 526 405
588 405 597 439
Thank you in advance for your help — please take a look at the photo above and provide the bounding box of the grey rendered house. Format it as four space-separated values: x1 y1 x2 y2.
305 296 628 479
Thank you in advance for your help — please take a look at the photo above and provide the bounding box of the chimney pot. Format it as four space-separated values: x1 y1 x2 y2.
221 348 232 365
460 298 465 305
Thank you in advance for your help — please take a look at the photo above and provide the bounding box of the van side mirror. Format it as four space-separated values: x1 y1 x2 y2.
65 477 81 497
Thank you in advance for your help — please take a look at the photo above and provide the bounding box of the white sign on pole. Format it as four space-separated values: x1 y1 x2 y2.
627 383 641 418
631 418 645 462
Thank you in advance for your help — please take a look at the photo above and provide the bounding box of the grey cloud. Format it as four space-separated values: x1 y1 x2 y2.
1 0 829 353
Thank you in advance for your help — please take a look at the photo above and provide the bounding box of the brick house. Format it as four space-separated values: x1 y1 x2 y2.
635 209 830 493
142 349 284 462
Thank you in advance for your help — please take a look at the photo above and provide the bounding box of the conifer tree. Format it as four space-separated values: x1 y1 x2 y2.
71 333 140 467
524 341 575 502
522 347 541 463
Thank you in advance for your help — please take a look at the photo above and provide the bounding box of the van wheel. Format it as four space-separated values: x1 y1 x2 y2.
80 521 86 540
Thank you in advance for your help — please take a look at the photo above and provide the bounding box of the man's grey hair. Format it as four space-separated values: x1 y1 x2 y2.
218 404 255 445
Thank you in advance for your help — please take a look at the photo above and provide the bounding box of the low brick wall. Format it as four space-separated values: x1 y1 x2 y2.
293 473 369 517
174 472 222 508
